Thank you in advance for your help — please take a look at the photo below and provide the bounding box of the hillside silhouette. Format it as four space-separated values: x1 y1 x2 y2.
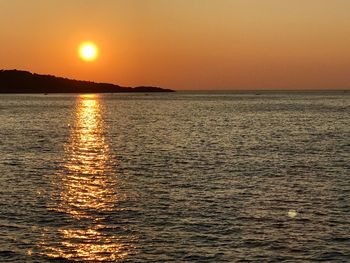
0 70 174 93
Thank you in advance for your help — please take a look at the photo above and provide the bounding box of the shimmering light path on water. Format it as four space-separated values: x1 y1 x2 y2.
43 94 132 261
0 92 349 262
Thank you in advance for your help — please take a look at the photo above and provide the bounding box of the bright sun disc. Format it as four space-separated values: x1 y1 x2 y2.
79 42 98 61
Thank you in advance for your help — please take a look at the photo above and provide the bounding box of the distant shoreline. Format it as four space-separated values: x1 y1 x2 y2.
0 70 175 93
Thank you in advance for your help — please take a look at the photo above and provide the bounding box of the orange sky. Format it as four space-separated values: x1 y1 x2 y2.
1 0 350 90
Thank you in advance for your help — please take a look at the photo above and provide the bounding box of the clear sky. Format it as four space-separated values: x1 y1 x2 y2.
1 0 350 90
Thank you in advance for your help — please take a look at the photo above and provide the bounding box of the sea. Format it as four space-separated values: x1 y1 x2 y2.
0 91 349 262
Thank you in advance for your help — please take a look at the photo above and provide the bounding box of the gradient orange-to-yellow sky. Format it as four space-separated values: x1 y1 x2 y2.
1 0 350 90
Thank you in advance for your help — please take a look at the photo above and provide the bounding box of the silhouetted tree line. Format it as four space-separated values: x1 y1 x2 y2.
0 70 174 93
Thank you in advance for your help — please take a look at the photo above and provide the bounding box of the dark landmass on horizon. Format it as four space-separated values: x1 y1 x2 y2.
0 70 174 93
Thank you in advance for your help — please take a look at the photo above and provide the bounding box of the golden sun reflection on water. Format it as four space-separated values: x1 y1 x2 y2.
61 95 116 218
45 94 132 261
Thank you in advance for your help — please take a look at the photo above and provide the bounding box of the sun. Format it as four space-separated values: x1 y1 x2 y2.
79 42 98 62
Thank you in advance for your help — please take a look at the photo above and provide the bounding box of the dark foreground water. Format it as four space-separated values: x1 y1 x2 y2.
0 92 349 262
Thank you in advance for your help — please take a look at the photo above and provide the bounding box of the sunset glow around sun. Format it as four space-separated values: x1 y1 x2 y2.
79 42 98 62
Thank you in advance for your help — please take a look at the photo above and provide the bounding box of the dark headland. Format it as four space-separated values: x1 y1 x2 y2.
0 70 174 93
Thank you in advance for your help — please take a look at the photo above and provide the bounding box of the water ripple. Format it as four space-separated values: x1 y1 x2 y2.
0 92 349 262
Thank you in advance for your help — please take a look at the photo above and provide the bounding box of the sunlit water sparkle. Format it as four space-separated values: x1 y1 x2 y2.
0 92 349 262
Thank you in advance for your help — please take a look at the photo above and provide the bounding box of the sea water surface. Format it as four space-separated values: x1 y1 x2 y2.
0 92 349 262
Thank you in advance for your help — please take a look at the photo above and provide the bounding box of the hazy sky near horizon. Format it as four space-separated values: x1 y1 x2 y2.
1 0 350 90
